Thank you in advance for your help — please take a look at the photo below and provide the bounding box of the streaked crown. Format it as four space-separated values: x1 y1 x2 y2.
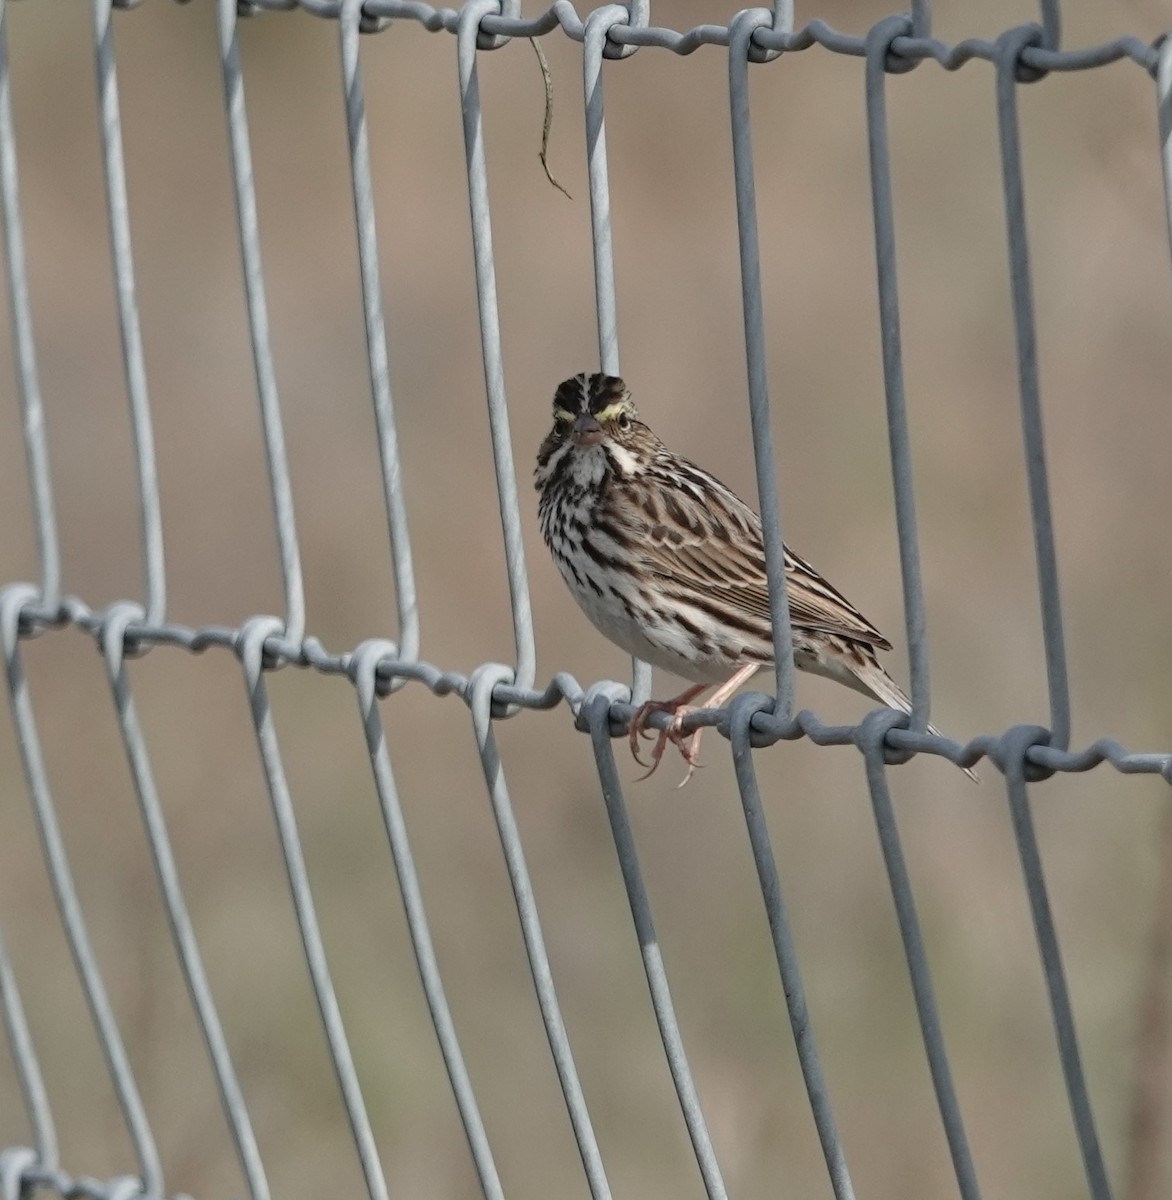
551 373 637 423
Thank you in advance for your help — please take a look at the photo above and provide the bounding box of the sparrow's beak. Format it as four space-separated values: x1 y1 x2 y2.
571 413 605 446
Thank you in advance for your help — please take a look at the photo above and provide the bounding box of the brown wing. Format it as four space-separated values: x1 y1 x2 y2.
606 452 893 652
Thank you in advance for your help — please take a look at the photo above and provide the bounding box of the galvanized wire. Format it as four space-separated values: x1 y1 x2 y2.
1 4 1170 1200
350 641 505 1200
0 924 53 1173
457 1 537 698
469 663 611 1198
995 22 1072 755
728 693 855 1200
0 0 58 617
587 696 728 1200
217 0 306 647
101 605 270 1200
92 0 166 628
864 13 932 734
996 725 1111 1199
0 586 163 1197
728 6 796 719
858 711 980 1200
1160 36 1172 261
580 2 652 704
238 616 390 1200
339 0 421 674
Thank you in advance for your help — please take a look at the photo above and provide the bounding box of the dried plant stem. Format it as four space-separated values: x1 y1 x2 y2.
530 37 572 199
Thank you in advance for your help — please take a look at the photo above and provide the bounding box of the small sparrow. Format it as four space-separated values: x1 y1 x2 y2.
535 372 974 785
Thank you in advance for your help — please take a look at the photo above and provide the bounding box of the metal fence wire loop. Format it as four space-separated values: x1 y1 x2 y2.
468 660 519 722
0 584 39 654
99 602 147 672
597 1 648 61
867 12 917 76
351 0 390 36
730 8 783 67
472 0 519 51
726 690 780 753
857 705 916 770
0 1148 37 1200
1000 22 1050 85
349 638 401 703
235 614 287 676
994 723 1057 784
574 678 632 735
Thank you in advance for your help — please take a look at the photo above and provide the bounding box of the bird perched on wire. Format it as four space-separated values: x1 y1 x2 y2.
535 371 975 786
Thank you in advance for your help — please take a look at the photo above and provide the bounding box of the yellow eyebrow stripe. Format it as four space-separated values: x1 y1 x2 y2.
554 408 574 422
594 402 627 422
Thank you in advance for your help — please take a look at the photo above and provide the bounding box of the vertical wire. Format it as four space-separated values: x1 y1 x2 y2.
727 696 856 1200
857 713 981 1200
216 0 306 647
91 0 166 627
999 727 1112 1200
236 619 389 1200
727 10 794 717
100 605 270 1200
338 2 420 671
582 5 624 374
0 0 60 616
994 27 1070 750
468 665 611 1200
587 697 728 1200
1037 1 1061 55
581 6 650 705
863 15 932 731
0 586 162 1197
351 643 504 1200
1156 34 1172 267
0 921 56 1172
456 2 535 694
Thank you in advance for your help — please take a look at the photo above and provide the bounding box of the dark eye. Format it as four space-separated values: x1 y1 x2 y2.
617 413 631 430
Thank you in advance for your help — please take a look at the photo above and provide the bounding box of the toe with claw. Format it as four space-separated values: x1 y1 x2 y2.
627 686 709 786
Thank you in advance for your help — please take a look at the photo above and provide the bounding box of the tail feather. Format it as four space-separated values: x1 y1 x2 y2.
828 647 979 783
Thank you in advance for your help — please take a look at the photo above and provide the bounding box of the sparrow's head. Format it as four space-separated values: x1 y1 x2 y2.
550 372 639 445
536 373 659 489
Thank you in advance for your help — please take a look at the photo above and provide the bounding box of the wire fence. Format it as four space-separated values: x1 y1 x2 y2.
1 2 1171 1199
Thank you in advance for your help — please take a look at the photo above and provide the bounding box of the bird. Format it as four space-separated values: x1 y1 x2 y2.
535 371 976 786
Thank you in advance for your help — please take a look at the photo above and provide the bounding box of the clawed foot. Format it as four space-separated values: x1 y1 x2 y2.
625 665 762 788
628 684 708 788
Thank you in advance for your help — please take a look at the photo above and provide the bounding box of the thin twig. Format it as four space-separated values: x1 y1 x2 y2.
530 37 572 200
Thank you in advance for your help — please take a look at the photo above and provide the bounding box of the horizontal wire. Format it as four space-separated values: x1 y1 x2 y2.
6 588 1169 784
0 1150 194 1200
198 2 1161 77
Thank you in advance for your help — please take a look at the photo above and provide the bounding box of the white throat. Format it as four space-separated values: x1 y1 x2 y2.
567 444 610 488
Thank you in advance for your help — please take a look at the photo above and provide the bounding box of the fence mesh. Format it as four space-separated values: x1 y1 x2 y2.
2 2 1172 1199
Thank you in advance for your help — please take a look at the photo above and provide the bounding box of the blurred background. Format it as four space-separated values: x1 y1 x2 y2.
1 1 1171 1197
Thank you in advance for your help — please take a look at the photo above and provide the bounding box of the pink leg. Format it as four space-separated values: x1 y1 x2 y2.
628 663 762 787
628 683 707 770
